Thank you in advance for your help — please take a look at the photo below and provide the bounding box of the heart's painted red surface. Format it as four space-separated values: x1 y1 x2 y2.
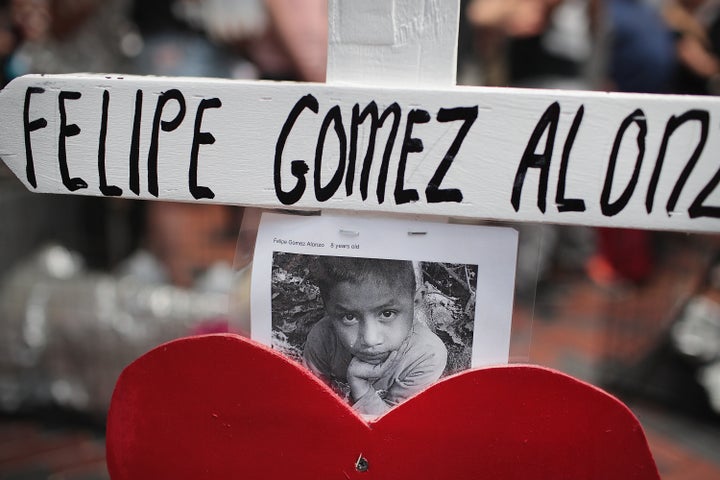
107 334 659 480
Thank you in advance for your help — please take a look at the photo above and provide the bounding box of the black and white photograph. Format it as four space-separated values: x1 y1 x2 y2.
251 213 518 416
271 252 477 415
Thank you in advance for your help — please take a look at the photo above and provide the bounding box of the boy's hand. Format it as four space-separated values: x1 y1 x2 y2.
347 351 399 401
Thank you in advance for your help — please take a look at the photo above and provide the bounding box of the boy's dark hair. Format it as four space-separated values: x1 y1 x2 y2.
314 256 416 300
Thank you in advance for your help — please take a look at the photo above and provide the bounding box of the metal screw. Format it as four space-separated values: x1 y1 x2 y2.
355 455 369 472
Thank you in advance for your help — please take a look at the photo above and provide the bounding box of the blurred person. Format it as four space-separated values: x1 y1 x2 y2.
663 0 720 94
131 0 325 289
260 0 326 82
466 0 601 89
606 0 677 94
0 1 19 86
130 0 241 78
467 0 564 39
173 0 327 82
9 0 137 75
466 0 602 294
4 0 148 269
303 257 447 417
143 0 326 82
585 0 679 286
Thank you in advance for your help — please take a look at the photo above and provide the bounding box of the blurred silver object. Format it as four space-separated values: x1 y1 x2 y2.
0 245 232 415
672 296 720 364
671 291 720 415
700 361 720 415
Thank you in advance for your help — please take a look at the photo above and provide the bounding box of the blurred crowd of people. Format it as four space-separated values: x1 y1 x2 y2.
464 0 720 97
463 0 720 288
0 0 716 95
0 0 718 287
0 0 327 86
0 0 330 287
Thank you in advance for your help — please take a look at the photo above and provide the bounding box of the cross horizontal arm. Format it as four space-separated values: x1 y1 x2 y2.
1 73 720 233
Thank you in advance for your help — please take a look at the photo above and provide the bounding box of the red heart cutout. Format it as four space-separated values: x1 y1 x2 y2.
107 334 659 480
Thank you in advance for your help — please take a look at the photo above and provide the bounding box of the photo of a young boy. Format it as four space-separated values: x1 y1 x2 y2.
303 256 447 417
270 253 477 417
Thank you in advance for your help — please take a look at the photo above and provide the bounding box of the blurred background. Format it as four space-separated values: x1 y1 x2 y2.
1 0 720 478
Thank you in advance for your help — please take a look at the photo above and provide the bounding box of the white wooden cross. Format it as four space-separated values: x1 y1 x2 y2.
1 0 719 233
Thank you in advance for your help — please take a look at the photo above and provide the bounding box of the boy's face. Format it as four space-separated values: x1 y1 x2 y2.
324 275 415 365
